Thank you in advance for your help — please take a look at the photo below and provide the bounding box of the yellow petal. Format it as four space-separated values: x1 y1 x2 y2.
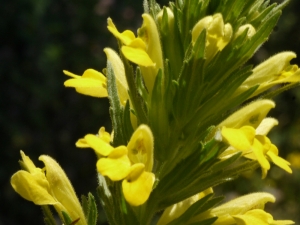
219 99 275 129
267 150 292 174
104 48 129 105
97 147 131 181
127 124 154 171
11 170 57 205
81 69 106 81
139 14 164 70
221 126 255 151
233 209 271 225
190 193 276 224
121 46 155 67
63 70 81 78
234 24 256 40
158 188 213 225
192 15 213 43
64 78 108 98
192 13 232 61
107 18 135 45
20 150 37 173
122 163 155 206
75 138 90 148
255 118 278 136
251 138 270 178
63 69 107 98
247 52 297 87
98 127 111 143
39 155 87 225
211 192 275 216
84 134 114 156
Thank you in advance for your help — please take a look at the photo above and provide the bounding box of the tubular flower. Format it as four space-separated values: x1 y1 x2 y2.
157 188 213 225
11 151 87 225
80 124 155 206
63 69 107 98
104 47 137 128
219 118 292 178
189 193 294 225
104 48 129 105
235 52 300 98
234 24 256 39
217 100 291 178
107 18 154 67
107 14 163 93
218 99 275 129
192 13 233 61
122 124 155 206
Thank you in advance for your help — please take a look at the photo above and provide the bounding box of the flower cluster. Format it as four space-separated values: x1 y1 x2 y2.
11 0 300 224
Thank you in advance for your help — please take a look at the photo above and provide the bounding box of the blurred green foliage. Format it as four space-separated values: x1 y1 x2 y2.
1 0 299 224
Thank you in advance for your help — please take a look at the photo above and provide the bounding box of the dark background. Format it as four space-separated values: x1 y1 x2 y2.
1 0 299 224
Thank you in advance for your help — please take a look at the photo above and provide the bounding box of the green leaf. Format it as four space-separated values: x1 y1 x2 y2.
61 211 74 225
84 193 98 225
210 152 242 172
81 195 89 220
122 54 148 124
149 69 170 161
96 175 116 225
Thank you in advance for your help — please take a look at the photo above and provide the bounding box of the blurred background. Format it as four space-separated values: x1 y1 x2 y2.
1 0 299 224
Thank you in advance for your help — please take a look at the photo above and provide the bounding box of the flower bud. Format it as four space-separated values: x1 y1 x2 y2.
192 13 232 61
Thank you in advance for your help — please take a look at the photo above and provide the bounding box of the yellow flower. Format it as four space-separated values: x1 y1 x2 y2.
235 52 300 98
11 151 87 225
122 163 155 206
76 127 111 149
192 13 232 61
107 18 154 67
218 99 275 129
127 124 154 171
189 193 294 225
81 124 155 206
107 14 163 93
234 24 256 40
157 188 213 225
233 209 294 225
63 69 107 98
104 48 129 105
217 100 292 177
97 146 132 181
122 124 155 206
220 121 292 178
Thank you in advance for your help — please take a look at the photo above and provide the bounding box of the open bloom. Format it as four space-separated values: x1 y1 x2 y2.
189 193 294 225
63 69 107 98
107 14 163 93
79 124 155 206
220 119 292 178
107 17 154 67
235 52 300 98
11 151 87 225
217 99 292 178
